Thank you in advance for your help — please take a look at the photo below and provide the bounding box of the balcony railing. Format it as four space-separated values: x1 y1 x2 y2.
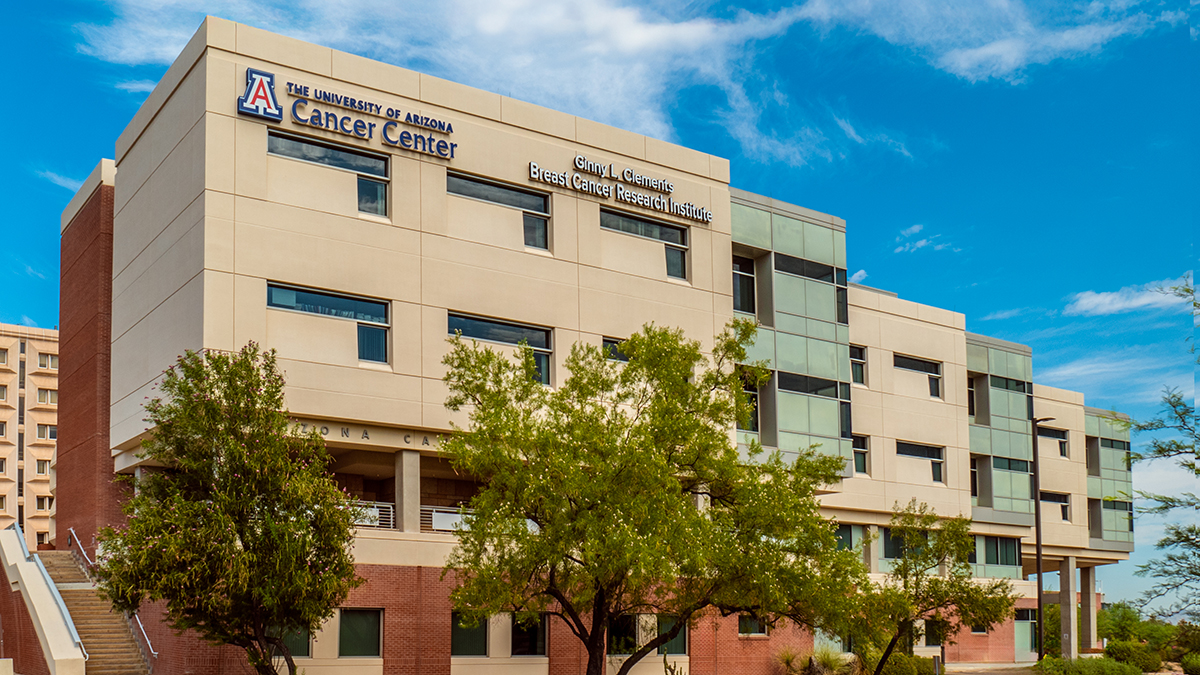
421 505 471 533
354 501 395 529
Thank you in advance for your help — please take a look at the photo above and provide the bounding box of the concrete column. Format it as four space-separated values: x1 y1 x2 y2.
395 450 421 532
1060 556 1078 659
868 525 881 573
1080 566 1098 651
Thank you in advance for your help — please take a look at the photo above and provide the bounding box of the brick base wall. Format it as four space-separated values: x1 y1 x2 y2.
0 565 51 675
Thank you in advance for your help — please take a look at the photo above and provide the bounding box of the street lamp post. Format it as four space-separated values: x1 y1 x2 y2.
1031 414 1055 662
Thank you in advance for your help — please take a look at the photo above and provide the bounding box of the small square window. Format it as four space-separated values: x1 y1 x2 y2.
38 354 58 370
274 628 311 658
0 349 7 365
523 214 548 249
1059 440 1068 457
0 384 7 401
972 625 988 634
511 614 547 656
36 532 48 545
931 461 944 483
357 176 387 216
738 614 768 635
657 615 687 655
451 612 488 656
339 609 382 657
358 324 388 363
36 496 53 510
37 460 50 475
37 389 57 405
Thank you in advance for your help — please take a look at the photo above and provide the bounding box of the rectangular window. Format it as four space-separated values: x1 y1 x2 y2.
657 615 687 655
983 537 1019 566
450 612 488 656
19 360 25 388
511 614 547 656
276 628 311 658
836 287 848 325
266 284 389 363
36 425 57 441
0 495 5 510
0 422 4 437
36 496 53 510
836 524 854 550
931 461 944 483
17 469 23 497
777 372 842 400
19 341 25 355
448 314 552 385
1100 438 1131 451
881 528 905 559
972 625 988 634
339 609 382 657
738 614 767 635
38 353 58 369
448 174 551 249
840 401 853 440
603 338 629 362
774 253 839 284
993 457 1030 473
1102 500 1133 511
267 131 389 215
970 458 978 497
0 459 5 474
894 354 942 397
37 532 47 545
36 460 49 475
18 396 24 424
990 375 1029 393
732 256 756 314
600 210 688 279
1041 492 1070 520
0 348 6 365
37 389 57 405
896 441 943 460
607 615 638 655
17 433 22 461
849 346 866 384
0 384 6 401
852 435 869 474
739 380 760 433
967 379 976 417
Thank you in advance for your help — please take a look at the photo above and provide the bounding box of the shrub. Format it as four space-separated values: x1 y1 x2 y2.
1180 653 1200 675
812 645 846 674
1106 640 1162 673
912 656 941 675
1036 657 1140 675
776 647 809 675
860 652 917 675
1036 657 1070 675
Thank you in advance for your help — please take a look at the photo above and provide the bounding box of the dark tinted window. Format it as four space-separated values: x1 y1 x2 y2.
524 214 548 249
268 285 388 324
358 176 387 215
339 609 382 657
448 315 550 350
993 457 1030 473
603 338 629 362
657 615 687 655
896 442 943 460
1037 427 1067 440
358 325 388 363
777 372 840 399
511 615 547 656
1040 492 1069 504
738 614 767 635
836 524 854 550
268 132 387 177
600 210 686 246
990 375 1029 393
852 435 868 450
451 612 488 656
894 354 940 375
608 615 637 655
774 253 835 283
448 174 548 213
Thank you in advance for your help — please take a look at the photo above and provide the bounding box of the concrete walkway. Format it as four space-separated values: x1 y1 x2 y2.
946 664 1037 674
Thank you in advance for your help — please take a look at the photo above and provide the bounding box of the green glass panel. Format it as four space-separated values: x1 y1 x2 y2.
772 214 806 258
988 349 1004 376
777 393 811 433
833 231 847 268
804 221 835 265
775 312 807 336
805 280 836 322
809 397 840 438
778 431 812 452
991 389 1010 418
967 344 988 373
806 318 837 341
745 327 775 368
837 343 851 382
807 339 839 380
1006 352 1022 380
340 609 382 657
1098 417 1114 438
1088 476 1102 498
991 429 1011 456
836 324 850 344
774 272 807 316
731 204 772 248
969 425 991 453
776 332 809 374
1085 415 1099 436
994 471 1013 498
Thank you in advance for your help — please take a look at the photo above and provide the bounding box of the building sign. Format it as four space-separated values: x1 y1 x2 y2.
528 154 713 224
235 68 460 160
291 418 443 450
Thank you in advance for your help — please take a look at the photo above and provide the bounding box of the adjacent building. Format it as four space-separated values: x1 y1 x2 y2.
33 16 1134 675
0 323 59 551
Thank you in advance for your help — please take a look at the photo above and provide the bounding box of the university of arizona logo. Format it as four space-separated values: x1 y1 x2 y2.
237 68 282 121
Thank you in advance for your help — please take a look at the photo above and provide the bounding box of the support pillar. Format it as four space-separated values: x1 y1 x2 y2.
868 525 881 573
1080 566 1098 651
395 450 421 532
1060 556 1078 659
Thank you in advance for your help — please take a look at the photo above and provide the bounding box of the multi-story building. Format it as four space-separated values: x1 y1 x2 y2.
0 323 59 551
4 16 1134 675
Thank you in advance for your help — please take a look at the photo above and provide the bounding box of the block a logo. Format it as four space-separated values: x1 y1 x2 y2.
237 68 283 121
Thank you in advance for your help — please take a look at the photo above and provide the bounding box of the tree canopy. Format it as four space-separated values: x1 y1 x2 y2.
440 319 867 675
856 501 1018 675
95 343 362 675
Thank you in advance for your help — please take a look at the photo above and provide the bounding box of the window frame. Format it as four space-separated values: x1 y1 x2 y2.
447 172 551 250
599 209 689 280
36 424 57 441
37 389 57 405
266 130 390 217
36 460 49 475
38 353 58 370
851 435 869 474
849 345 866 385
894 354 942 398
338 608 383 658
738 614 768 636
450 611 489 657
0 349 6 365
510 613 548 657
36 496 53 510
266 283 391 364
732 255 757 315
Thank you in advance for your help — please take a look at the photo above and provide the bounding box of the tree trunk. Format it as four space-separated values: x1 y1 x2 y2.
873 632 903 675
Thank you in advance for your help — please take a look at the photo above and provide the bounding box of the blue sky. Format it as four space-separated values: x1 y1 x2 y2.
1 1 1194 608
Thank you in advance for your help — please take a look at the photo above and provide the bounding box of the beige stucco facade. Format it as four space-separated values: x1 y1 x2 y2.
0 324 58 551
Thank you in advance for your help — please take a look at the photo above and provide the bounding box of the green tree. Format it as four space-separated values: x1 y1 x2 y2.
95 344 363 675
1100 602 1143 643
440 320 867 675
859 501 1018 675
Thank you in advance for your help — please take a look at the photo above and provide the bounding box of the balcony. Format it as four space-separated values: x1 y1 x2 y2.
354 501 395 529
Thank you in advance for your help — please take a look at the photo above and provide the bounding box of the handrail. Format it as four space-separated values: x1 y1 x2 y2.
7 523 88 661
67 527 94 566
132 613 158 657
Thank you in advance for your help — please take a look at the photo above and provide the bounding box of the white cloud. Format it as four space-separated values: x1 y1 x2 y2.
23 264 46 280
849 269 868 283
900 224 924 237
70 0 1182 166
36 170 83 192
1063 278 1191 316
894 223 958 254
115 79 158 93
1036 345 1192 405
980 308 1023 320
19 316 37 328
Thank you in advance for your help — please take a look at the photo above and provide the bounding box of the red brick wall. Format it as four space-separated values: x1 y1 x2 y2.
0 565 52 675
945 616 1016 663
57 183 122 557
691 613 814 675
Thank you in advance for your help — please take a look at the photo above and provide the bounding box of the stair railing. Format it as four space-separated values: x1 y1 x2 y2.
67 527 94 566
67 527 158 666
9 523 88 662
